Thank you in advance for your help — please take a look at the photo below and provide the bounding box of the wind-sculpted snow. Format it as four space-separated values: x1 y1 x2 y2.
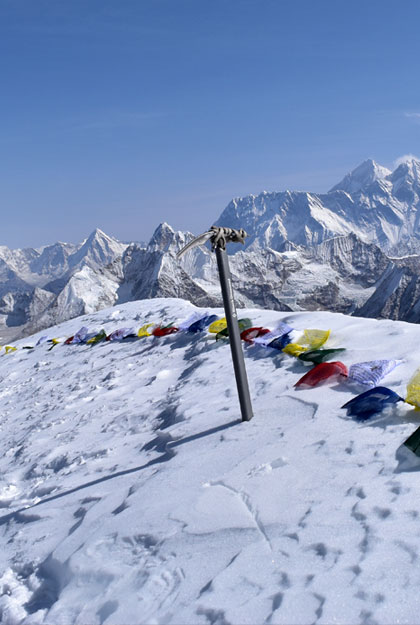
1 299 420 624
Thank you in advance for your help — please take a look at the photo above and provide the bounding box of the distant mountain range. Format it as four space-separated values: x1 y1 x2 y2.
216 158 420 254
3 158 420 340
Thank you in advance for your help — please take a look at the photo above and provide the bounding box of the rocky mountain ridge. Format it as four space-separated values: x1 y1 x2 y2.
216 158 420 255
3 158 420 339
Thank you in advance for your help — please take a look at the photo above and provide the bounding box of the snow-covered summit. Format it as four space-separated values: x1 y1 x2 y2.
388 158 420 200
0 229 129 342
147 222 189 254
0 228 127 283
391 157 420 181
215 158 420 255
330 158 391 194
2 298 420 624
69 227 128 269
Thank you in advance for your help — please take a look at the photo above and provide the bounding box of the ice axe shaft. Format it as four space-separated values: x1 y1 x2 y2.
215 246 253 422
177 225 254 422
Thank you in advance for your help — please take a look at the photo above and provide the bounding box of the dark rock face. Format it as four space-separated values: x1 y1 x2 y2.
355 266 420 323
123 247 220 308
298 282 351 314
314 234 390 288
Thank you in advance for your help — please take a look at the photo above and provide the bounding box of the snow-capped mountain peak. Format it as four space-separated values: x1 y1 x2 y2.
69 227 128 269
389 157 420 185
386 158 420 204
147 222 177 252
330 159 391 194
80 227 122 250
215 157 420 255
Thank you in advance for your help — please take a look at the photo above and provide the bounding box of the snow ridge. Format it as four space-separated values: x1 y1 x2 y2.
1 299 420 624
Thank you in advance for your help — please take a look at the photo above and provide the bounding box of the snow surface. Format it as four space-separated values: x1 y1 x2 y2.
1 298 420 624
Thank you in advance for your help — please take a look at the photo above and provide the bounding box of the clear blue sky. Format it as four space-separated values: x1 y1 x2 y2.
1 0 420 248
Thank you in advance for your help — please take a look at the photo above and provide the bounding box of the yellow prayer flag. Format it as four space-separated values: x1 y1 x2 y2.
406 368 420 411
303 329 331 350
208 318 227 333
283 343 306 357
137 323 154 338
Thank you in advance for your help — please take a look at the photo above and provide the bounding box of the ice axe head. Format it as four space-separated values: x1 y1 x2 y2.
176 227 248 259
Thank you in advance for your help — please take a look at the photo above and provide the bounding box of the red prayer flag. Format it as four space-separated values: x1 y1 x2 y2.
295 361 348 388
240 327 270 343
152 326 179 337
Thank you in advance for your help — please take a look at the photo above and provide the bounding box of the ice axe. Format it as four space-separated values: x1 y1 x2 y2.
177 226 253 422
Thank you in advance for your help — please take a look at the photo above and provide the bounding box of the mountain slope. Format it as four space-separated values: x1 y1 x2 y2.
67 228 128 271
1 299 420 624
216 158 420 254
0 230 129 342
330 158 391 194
3 158 420 339
121 224 220 307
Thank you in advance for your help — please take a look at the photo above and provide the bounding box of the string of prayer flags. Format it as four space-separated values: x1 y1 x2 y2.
215 318 253 341
2 306 419 470
187 314 218 333
86 329 107 345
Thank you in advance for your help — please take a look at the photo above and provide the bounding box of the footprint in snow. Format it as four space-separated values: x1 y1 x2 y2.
247 457 287 477
372 506 392 520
